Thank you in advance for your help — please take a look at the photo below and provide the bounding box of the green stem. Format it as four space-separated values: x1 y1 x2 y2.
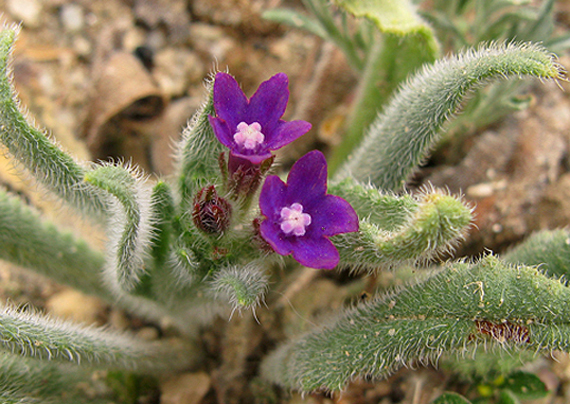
329 36 385 172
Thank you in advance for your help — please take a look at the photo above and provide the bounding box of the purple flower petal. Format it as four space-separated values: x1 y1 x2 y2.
259 220 295 255
213 73 248 128
311 194 359 237
247 73 289 129
268 120 313 150
208 116 234 148
291 236 339 270
286 150 327 207
259 175 287 220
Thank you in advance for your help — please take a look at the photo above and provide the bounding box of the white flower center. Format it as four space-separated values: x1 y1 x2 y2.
233 122 265 150
280 203 312 237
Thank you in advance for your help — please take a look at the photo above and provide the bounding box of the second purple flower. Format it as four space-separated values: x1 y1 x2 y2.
209 72 312 164
258 150 359 270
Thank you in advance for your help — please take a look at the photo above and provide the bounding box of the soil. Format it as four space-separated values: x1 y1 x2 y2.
1 1 570 403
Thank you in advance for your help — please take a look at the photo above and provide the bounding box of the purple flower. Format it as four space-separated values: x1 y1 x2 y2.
209 72 311 164
259 150 359 269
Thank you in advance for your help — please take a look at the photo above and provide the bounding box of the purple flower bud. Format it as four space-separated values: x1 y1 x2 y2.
208 72 312 165
258 150 359 269
192 185 232 235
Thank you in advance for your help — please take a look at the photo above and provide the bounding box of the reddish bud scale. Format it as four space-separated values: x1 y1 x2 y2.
192 185 232 235
471 320 531 344
252 217 275 253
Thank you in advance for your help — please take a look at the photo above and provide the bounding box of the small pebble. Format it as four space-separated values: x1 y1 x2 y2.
60 4 85 32
153 48 205 96
136 326 159 341
160 372 211 404
7 0 42 27
46 289 106 325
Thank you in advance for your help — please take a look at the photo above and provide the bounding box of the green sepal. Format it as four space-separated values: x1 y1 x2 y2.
176 76 225 205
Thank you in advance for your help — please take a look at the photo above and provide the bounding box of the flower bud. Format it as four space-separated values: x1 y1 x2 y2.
192 185 232 235
227 153 274 199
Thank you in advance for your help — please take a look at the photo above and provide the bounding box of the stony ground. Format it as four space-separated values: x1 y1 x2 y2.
2 0 570 403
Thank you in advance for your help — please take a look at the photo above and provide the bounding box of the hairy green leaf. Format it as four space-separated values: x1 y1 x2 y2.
208 262 269 311
329 0 440 172
335 42 563 191
335 188 472 271
0 305 196 372
0 188 108 299
262 255 570 391
84 165 154 293
176 76 225 204
0 27 108 216
431 392 472 404
262 9 327 38
503 229 570 279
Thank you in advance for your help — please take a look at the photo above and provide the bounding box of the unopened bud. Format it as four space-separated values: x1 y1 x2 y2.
192 185 232 235
227 153 275 199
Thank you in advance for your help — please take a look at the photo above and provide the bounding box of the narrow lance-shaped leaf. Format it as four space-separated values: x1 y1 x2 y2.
431 393 472 404
148 181 174 267
0 26 108 215
0 188 109 300
261 255 570 391
335 42 563 191
0 353 85 400
166 244 199 288
0 390 38 404
334 188 472 271
84 164 154 293
0 304 197 373
502 229 570 279
262 9 327 39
